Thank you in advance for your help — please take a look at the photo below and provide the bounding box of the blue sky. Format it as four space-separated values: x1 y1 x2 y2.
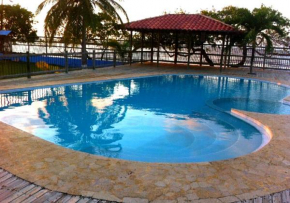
6 0 290 35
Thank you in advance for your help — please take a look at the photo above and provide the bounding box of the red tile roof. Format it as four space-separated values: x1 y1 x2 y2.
126 14 238 33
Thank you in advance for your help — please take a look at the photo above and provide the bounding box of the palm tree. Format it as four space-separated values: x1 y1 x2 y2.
201 5 290 73
241 6 289 74
36 0 129 66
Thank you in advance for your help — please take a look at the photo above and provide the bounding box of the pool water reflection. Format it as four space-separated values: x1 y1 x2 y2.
0 75 289 163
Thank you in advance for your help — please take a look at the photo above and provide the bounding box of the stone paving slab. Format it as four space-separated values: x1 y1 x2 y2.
0 64 290 202
0 168 112 203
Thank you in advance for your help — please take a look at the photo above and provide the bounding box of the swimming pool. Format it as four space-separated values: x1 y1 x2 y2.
0 75 289 163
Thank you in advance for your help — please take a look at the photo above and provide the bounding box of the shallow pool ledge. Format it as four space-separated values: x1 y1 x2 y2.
283 95 290 106
1 111 290 202
231 109 273 151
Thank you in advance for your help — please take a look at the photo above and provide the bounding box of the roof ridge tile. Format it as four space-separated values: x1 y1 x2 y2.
125 14 238 33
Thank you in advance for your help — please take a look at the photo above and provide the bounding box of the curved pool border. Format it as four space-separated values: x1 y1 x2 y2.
1 67 290 202
0 74 281 163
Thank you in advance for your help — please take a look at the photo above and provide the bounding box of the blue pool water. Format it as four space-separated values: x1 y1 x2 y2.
0 75 289 163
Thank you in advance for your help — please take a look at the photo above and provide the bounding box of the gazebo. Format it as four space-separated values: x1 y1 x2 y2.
125 14 240 71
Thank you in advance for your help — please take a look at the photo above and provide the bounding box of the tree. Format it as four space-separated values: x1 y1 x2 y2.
245 6 290 73
201 5 290 73
37 83 128 157
0 4 38 42
163 8 188 15
107 39 130 62
37 0 129 66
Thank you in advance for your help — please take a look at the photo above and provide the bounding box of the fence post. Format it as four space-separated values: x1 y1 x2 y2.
141 32 144 64
113 50 116 68
93 50 96 70
223 36 229 69
199 42 203 66
157 32 160 67
129 31 133 65
220 35 226 73
26 51 31 79
151 32 154 63
45 37 48 57
65 51 69 73
262 48 267 70
27 42 30 53
227 46 232 67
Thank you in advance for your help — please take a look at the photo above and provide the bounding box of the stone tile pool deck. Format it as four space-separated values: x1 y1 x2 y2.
0 64 290 203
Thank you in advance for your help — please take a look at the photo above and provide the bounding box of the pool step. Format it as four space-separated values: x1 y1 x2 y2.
283 95 290 106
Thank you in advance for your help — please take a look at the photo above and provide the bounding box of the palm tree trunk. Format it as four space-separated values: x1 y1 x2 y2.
200 48 214 66
236 45 247 67
249 43 256 74
191 48 214 66
81 18 87 67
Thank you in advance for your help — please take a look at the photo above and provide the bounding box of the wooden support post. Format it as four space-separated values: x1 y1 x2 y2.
26 51 31 79
157 32 160 67
129 31 133 65
174 32 178 64
141 32 144 64
227 37 232 67
220 35 226 73
187 34 191 68
151 32 154 63
224 36 229 69
200 42 203 66
92 50 96 70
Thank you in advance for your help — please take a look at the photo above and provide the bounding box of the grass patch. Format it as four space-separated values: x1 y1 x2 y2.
0 60 62 77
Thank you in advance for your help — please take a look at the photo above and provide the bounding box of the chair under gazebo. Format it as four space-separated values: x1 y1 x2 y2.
125 14 240 71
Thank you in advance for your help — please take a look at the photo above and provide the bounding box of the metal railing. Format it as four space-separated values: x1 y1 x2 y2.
11 37 290 71
1 37 290 79
130 46 290 71
0 49 129 79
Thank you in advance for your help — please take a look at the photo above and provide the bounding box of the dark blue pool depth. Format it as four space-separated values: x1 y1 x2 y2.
0 75 289 163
